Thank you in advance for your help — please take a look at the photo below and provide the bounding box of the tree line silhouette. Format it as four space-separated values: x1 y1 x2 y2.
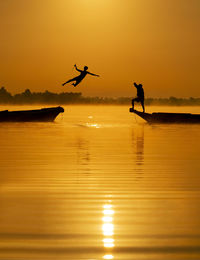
0 87 200 106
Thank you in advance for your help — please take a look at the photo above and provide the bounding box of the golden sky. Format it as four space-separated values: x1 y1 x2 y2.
0 0 200 97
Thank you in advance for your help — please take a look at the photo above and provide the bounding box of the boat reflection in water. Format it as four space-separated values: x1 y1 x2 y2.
102 201 115 260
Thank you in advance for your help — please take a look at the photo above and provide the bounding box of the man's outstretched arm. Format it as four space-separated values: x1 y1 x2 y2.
74 64 82 72
88 72 100 77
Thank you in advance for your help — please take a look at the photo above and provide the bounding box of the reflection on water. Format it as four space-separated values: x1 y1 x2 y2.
103 254 114 260
132 125 144 166
0 105 200 260
76 137 90 166
102 201 115 259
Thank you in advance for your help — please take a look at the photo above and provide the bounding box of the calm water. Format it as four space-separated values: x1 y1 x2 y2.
0 105 200 260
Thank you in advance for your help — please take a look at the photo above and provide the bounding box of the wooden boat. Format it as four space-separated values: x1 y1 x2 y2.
130 108 200 124
0 106 64 122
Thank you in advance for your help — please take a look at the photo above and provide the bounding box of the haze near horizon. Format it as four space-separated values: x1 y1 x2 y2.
0 0 200 97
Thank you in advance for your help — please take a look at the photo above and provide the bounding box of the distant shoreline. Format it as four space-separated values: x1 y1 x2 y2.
0 87 200 106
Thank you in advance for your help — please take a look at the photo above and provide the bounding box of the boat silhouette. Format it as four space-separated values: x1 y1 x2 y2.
0 106 64 122
130 108 200 124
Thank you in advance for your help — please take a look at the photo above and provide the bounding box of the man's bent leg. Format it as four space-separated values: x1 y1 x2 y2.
141 100 145 113
66 77 78 84
132 99 135 109
73 78 83 87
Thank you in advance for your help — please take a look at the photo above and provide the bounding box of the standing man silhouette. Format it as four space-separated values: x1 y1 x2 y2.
132 82 145 112
62 64 100 87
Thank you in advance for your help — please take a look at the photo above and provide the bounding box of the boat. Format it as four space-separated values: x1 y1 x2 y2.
130 108 200 124
0 106 64 122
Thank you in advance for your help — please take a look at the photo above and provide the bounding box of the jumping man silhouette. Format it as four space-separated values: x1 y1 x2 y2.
62 64 100 87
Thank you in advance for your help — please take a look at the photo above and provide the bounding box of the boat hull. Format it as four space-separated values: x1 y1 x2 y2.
0 106 64 122
130 108 200 124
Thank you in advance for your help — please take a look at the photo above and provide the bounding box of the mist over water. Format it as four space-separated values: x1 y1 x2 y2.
0 105 200 260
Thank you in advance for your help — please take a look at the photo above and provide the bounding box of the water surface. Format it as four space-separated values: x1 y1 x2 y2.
0 105 200 260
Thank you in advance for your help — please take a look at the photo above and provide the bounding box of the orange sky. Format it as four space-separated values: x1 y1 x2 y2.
0 0 200 97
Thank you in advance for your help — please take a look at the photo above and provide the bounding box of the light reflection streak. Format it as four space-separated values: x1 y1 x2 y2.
102 216 113 222
102 223 114 236
103 254 114 259
103 204 112 209
102 202 115 259
86 123 101 128
103 209 114 215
